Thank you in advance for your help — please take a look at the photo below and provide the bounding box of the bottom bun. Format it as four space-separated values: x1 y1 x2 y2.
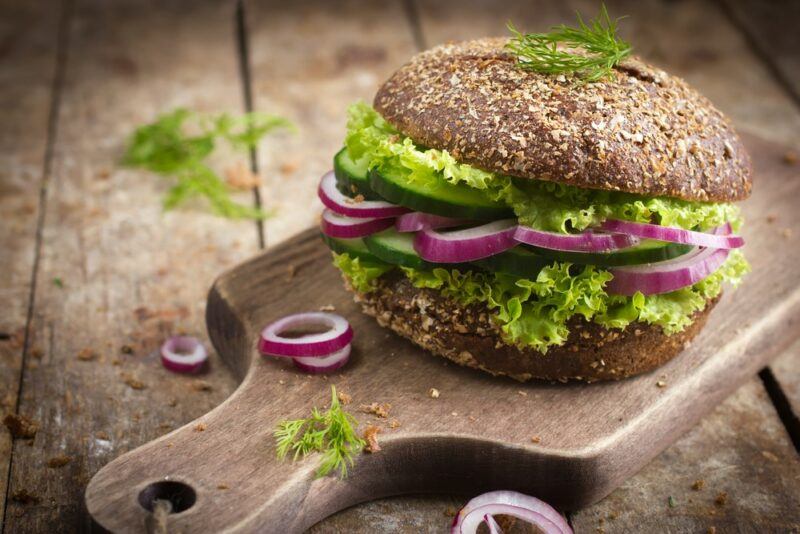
350 271 717 382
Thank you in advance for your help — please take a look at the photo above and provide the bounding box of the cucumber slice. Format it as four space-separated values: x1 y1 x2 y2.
369 167 514 220
527 239 695 267
363 229 438 270
320 233 382 263
471 247 549 279
333 148 381 200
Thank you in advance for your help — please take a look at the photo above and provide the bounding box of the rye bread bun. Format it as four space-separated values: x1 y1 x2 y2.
374 37 751 202
350 271 717 382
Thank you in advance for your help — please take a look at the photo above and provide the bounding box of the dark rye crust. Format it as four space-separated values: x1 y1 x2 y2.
374 37 752 202
350 271 717 382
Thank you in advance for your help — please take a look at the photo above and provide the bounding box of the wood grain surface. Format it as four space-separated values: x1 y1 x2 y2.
2 0 799 532
85 133 800 532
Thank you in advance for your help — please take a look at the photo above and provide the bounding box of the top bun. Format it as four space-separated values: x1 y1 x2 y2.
374 38 751 202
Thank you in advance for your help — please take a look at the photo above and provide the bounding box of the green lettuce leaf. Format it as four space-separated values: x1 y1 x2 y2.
332 253 392 293
335 249 749 352
345 102 742 233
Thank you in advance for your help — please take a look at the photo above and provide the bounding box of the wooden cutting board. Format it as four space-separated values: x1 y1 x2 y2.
86 134 800 533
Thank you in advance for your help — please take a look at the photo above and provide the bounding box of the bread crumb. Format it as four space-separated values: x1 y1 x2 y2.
224 161 261 189
781 227 793 239
337 391 352 405
363 425 381 453
47 455 72 468
3 414 39 439
783 151 798 165
517 390 528 397
279 161 298 175
714 492 728 506
194 423 207 432
190 380 213 392
656 380 667 388
428 388 440 399
319 304 336 312
361 402 391 418
531 436 541 444
121 374 146 390
761 450 779 462
692 479 705 491
217 484 229 490
10 489 40 505
278 379 285 385
95 431 110 440
766 214 778 224
389 419 401 429
77 348 96 361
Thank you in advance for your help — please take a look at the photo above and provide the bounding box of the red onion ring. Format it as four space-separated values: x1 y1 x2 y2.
414 219 518 263
259 312 353 358
395 212 471 233
318 170 409 218
160 336 208 374
607 246 730 295
452 491 572 534
600 219 744 249
514 225 638 252
320 209 395 239
292 344 351 374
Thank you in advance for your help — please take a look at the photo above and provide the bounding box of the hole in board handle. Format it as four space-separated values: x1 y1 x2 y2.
138 481 197 514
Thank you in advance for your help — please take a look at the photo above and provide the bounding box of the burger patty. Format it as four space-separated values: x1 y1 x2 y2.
375 37 751 203
350 271 717 382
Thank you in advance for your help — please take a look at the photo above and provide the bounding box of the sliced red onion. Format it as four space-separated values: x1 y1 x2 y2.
293 344 351 374
514 225 637 252
484 515 502 534
395 212 471 233
259 312 353 358
607 245 730 295
318 170 409 218
452 491 572 534
600 219 744 249
320 209 395 239
160 336 208 374
414 219 518 263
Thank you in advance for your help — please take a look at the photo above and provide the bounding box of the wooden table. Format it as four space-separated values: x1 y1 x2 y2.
1 0 798 532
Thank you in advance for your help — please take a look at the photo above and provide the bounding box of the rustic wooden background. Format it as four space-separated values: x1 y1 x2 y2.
1 0 798 532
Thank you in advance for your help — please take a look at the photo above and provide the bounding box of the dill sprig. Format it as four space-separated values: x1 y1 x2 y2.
506 3 631 82
123 108 292 219
275 386 365 478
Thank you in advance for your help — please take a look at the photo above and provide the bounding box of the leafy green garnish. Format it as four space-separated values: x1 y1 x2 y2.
505 4 632 81
275 386 365 478
332 252 393 293
123 108 292 219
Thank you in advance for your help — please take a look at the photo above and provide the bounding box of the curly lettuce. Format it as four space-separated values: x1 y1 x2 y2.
345 102 742 233
334 250 749 352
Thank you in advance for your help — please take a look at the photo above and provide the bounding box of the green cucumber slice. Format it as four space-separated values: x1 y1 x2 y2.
320 233 382 263
527 239 694 267
471 247 549 278
333 148 381 200
369 167 514 220
363 229 439 270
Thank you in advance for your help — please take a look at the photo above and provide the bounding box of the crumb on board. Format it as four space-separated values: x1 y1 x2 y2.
389 419 401 429
190 380 213 392
3 414 39 439
468 415 477 422
319 304 336 312
224 161 261 189
194 423 207 432
766 214 778 224
363 425 381 453
77 348 97 361
361 402 391 418
781 227 793 239
286 264 296 280
337 391 352 405
656 380 667 388
121 374 146 390
167 398 178 407
30 347 43 359
707 527 716 534
278 379 286 385
761 450 779 462
714 491 728 506
517 390 528 397
46 455 72 468
120 344 134 354
217 484 229 490
10 489 40 505
95 431 110 440
279 161 298 175
531 436 541 444
783 151 798 165
692 479 706 491
428 388 440 399
451 411 458 416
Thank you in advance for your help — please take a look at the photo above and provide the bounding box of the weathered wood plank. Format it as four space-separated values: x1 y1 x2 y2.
721 0 800 104
0 0 63 526
246 0 417 247
3 0 258 530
